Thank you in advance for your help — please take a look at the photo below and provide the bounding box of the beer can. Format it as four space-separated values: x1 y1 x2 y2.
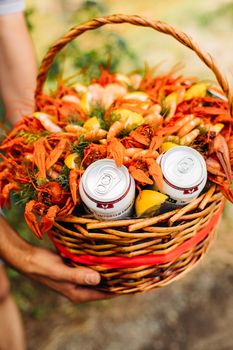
79 159 135 220
157 146 207 205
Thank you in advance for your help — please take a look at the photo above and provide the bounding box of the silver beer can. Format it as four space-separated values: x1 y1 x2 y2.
79 159 135 220
157 146 207 206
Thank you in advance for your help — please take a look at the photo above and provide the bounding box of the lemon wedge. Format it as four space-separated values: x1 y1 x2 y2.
83 116 100 130
108 109 144 131
210 123 224 134
64 153 80 169
184 83 207 100
135 190 168 217
165 91 178 107
80 91 93 113
124 113 144 132
161 142 178 152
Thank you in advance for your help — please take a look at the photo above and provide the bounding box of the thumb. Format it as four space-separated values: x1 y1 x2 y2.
50 260 101 286
34 249 101 286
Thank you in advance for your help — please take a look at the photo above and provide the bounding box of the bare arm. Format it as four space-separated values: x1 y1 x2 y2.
0 216 111 303
0 12 36 125
0 11 110 303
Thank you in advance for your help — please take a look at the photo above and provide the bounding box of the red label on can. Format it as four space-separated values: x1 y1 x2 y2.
183 186 198 194
96 202 114 209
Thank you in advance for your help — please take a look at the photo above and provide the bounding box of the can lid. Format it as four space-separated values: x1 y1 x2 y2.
161 146 207 188
81 159 130 202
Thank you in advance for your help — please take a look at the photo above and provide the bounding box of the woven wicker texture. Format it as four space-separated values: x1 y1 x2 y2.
36 15 229 294
51 188 224 293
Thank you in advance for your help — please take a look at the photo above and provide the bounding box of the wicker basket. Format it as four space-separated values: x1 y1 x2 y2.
35 14 231 294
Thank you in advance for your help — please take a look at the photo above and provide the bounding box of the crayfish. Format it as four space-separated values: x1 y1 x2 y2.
24 182 74 239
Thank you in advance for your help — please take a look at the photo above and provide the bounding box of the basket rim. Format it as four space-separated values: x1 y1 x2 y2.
49 199 223 269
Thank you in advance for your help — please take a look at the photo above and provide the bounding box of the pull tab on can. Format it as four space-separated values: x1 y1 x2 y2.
157 146 207 206
94 168 121 195
79 159 135 220
177 157 194 174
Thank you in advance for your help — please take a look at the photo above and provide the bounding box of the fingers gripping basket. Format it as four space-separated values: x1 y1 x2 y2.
35 14 231 294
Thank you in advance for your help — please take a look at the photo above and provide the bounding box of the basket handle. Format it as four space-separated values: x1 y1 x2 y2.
35 14 233 116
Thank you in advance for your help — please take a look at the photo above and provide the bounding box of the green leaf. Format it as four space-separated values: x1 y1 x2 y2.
72 139 91 158
16 130 49 143
90 105 107 130
56 166 70 190
12 183 37 206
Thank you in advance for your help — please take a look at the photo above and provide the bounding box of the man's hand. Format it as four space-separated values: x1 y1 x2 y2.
26 247 113 303
0 216 113 303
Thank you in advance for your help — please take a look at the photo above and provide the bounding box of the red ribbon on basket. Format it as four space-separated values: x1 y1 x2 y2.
49 203 224 269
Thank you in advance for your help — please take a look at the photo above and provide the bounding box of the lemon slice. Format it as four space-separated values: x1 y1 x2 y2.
110 109 144 131
80 92 92 113
210 123 224 134
184 83 207 100
123 91 149 102
161 142 178 152
165 91 178 107
110 108 132 121
64 153 80 169
135 190 168 217
83 116 100 130
124 113 144 132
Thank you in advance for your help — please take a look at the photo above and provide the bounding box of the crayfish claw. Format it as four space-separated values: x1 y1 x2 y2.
40 205 60 234
107 138 125 167
210 134 232 183
129 166 153 185
24 200 43 239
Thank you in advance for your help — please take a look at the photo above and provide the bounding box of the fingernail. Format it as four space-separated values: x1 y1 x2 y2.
85 274 100 285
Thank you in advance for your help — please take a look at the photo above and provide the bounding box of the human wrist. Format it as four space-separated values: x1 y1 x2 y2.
23 246 51 277
0 216 35 274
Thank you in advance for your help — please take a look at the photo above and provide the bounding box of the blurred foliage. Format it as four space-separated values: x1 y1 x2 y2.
196 2 233 27
24 6 35 32
47 0 139 84
71 0 107 21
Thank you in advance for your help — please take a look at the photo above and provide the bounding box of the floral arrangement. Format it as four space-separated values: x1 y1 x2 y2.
0 67 232 239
